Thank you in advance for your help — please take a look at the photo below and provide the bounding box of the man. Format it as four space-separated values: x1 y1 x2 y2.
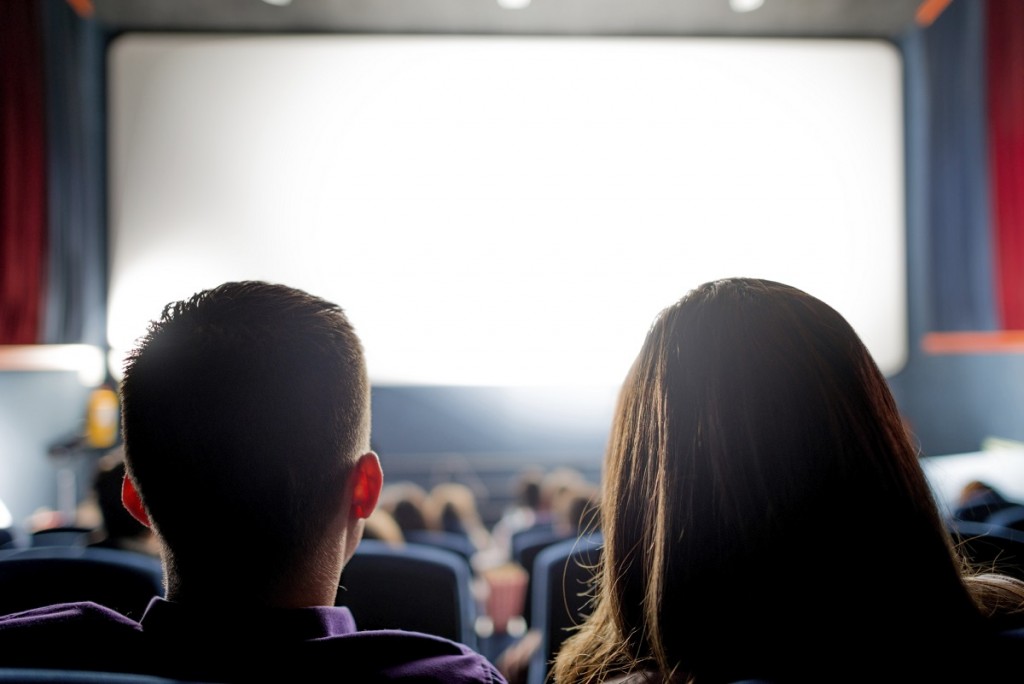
0 281 505 683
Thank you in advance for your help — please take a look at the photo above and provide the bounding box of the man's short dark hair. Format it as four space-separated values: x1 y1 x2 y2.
120 281 369 594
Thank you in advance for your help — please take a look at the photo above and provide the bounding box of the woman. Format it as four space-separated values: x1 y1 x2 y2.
553 278 1024 683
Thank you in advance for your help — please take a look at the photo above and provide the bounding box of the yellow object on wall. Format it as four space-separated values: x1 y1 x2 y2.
85 384 119 448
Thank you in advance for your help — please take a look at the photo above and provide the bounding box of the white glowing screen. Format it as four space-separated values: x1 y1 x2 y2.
108 35 906 386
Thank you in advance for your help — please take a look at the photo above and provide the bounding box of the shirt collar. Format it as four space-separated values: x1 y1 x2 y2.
139 597 358 642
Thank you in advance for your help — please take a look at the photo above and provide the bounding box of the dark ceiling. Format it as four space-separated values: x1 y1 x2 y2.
92 0 927 39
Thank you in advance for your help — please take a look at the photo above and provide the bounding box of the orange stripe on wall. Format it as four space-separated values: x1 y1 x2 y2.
65 0 94 19
916 0 954 27
922 331 1024 354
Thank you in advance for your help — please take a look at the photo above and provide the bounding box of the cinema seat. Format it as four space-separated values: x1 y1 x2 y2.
28 526 93 548
527 532 603 684
984 505 1024 532
336 539 478 650
510 522 558 566
515 530 573 627
0 669 207 683
402 529 477 564
0 546 164 620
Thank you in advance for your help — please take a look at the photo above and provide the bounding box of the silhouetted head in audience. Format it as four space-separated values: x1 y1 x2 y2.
953 479 1015 522
561 484 600 536
514 468 543 512
383 482 431 534
427 482 492 552
361 507 405 547
537 466 586 523
554 277 1024 684
119 281 382 607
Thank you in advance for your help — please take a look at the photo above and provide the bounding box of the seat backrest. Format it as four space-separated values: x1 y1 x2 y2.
29 526 94 548
515 530 572 626
985 504 1024 532
527 532 603 684
0 669 207 683
951 488 1017 524
336 539 478 650
0 546 164 620
947 518 1024 581
402 529 477 564
510 522 558 565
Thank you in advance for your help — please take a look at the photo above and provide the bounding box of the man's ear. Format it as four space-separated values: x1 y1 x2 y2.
121 474 151 528
350 452 383 520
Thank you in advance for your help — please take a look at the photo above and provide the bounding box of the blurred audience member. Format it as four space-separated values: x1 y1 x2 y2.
491 467 545 562
427 482 493 555
557 482 600 538
954 480 1017 523
361 507 405 547
381 481 431 536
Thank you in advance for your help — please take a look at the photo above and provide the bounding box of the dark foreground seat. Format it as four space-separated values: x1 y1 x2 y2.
0 669 214 683
336 539 479 649
527 532 603 684
0 546 164 620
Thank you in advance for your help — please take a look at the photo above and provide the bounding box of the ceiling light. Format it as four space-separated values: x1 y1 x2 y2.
497 0 531 9
729 0 764 12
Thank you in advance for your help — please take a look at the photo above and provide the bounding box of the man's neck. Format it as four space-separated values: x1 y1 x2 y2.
164 579 341 610
164 553 345 610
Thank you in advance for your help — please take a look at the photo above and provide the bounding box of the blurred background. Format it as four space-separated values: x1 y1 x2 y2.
1 0 1023 535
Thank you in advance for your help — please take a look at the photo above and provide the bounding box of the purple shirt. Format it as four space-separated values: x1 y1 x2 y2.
0 598 506 683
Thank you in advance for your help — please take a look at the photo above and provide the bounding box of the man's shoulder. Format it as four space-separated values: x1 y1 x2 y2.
0 603 506 683
0 601 142 634
0 602 147 672
144 602 506 684
288 629 507 683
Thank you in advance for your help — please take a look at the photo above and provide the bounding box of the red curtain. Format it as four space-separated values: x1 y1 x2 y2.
0 0 47 344
989 0 1024 329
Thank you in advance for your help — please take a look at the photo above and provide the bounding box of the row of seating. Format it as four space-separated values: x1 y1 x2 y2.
0 534 603 684
0 546 163 620
0 669 208 683
527 533 602 684
987 505 1024 532
337 540 479 648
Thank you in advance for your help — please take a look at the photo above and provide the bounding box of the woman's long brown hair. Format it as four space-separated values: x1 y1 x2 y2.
553 278 993 683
